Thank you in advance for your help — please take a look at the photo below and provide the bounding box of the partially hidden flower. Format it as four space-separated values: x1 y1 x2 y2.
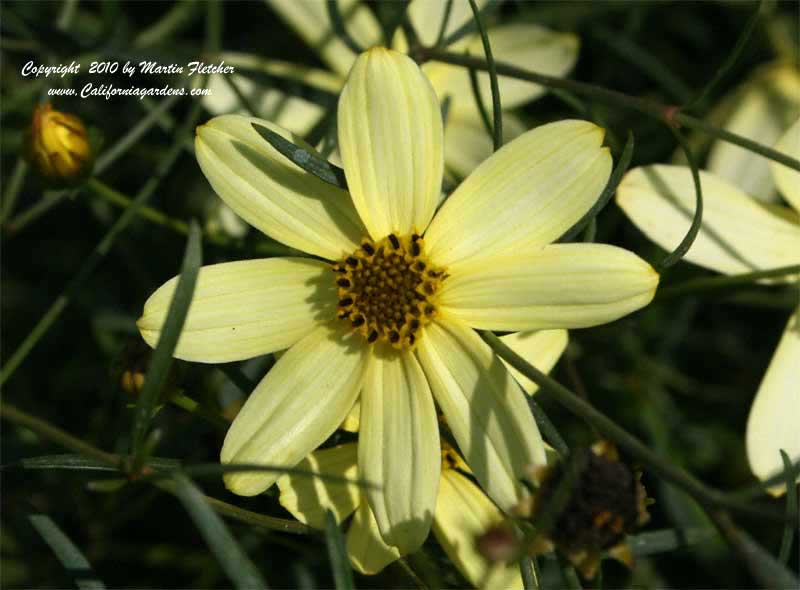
26 102 92 184
139 47 658 553
277 441 523 588
700 61 799 201
616 117 800 493
274 329 565 583
204 0 580 178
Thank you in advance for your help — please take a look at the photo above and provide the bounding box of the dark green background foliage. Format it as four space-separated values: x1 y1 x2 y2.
1 1 797 588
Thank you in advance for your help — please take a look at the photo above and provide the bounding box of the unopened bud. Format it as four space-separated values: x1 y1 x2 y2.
27 103 91 184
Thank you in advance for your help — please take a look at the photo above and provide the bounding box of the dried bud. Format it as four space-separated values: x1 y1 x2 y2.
475 522 520 564
27 103 91 184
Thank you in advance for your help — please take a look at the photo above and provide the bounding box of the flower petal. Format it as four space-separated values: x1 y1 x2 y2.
425 120 611 267
617 165 800 275
338 47 444 239
443 111 528 180
138 258 335 363
746 312 800 495
425 24 579 114
439 244 658 331
407 0 489 47
707 62 800 201
499 330 569 394
196 114 365 260
416 318 546 510
434 469 522 589
267 0 381 77
359 349 440 554
347 502 402 575
770 117 800 213
276 443 361 529
221 322 368 496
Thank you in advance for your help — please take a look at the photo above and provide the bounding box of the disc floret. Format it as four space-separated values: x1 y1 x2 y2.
332 233 446 349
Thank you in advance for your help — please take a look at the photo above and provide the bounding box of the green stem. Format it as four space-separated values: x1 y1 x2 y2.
419 50 800 172
655 265 800 300
0 403 120 467
0 158 28 223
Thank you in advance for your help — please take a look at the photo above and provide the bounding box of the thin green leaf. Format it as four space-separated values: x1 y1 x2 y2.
172 474 268 589
526 397 569 458
434 0 454 47
686 0 763 111
130 222 202 464
16 454 117 472
327 0 362 54
142 462 379 490
593 27 692 103
778 450 798 564
467 57 494 142
627 527 717 556
251 123 348 190
657 127 703 271
468 0 502 150
519 556 540 590
217 363 259 394
29 514 106 589
655 265 800 301
440 0 499 48
708 509 799 589
559 131 634 242
325 509 354 590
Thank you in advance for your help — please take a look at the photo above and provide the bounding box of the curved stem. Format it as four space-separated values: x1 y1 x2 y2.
418 49 800 172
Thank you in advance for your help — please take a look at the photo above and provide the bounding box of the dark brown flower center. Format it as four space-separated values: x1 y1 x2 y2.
331 233 446 349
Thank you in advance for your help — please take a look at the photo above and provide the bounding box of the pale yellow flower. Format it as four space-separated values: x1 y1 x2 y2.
277 443 520 587
616 118 800 492
139 48 658 553
703 61 800 201
204 0 579 178
277 329 566 584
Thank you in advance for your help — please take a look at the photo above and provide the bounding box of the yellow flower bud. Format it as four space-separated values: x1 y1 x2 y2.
27 103 91 183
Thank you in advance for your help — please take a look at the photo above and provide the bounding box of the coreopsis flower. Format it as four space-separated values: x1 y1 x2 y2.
204 0 579 178
139 47 658 552
700 61 799 201
277 441 524 588
26 103 91 184
616 118 800 492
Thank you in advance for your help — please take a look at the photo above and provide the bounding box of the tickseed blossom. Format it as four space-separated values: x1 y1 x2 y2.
27 102 91 183
138 48 658 553
278 442 522 587
694 61 799 202
204 0 579 178
275 329 566 584
616 117 800 493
